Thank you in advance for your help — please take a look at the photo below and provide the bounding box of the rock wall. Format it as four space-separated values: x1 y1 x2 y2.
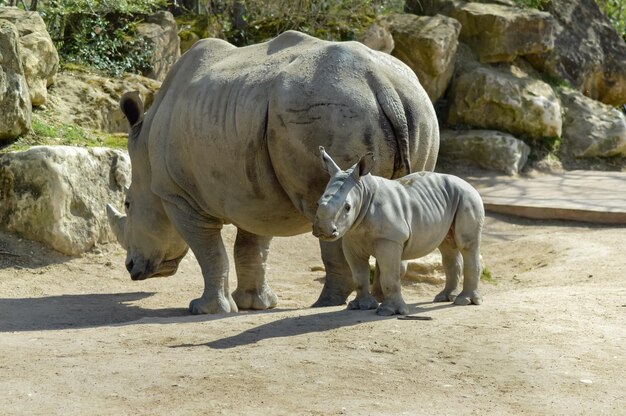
391 0 626 174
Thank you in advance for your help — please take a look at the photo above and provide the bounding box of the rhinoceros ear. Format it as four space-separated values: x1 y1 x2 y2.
354 152 375 179
106 204 127 249
120 91 144 128
319 146 341 176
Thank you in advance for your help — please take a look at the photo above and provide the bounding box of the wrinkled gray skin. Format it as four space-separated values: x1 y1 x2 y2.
106 31 439 314
313 147 484 315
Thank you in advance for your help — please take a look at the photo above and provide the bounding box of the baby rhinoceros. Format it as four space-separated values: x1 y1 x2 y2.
313 147 485 315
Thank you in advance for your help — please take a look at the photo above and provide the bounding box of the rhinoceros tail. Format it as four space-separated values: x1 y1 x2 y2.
375 82 411 178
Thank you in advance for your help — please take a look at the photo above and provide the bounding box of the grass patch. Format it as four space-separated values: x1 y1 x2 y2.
481 266 497 284
1 116 127 154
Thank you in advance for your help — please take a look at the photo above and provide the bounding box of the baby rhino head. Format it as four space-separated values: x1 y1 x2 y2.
312 147 374 241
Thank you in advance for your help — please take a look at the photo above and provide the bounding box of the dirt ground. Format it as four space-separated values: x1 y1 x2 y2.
0 213 624 415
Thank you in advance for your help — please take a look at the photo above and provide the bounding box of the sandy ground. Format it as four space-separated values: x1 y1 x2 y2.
0 213 625 415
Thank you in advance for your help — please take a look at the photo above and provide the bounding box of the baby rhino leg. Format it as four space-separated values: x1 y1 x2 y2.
374 241 409 316
344 246 378 311
434 240 462 303
451 199 484 306
371 260 408 302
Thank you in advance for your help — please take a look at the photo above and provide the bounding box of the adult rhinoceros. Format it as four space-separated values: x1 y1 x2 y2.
107 30 439 314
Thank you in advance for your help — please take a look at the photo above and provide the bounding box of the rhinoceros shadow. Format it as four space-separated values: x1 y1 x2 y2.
0 292 193 332
173 302 455 350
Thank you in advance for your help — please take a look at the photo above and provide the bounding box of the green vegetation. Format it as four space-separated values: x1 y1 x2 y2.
512 0 625 40
2 115 127 153
596 0 626 40
512 0 551 10
204 0 404 46
37 0 167 76
480 266 497 284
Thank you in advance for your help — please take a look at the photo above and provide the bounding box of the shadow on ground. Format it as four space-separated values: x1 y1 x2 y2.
0 292 193 332
173 302 455 350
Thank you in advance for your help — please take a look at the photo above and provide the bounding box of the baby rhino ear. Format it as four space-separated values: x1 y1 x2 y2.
356 152 375 178
319 146 341 176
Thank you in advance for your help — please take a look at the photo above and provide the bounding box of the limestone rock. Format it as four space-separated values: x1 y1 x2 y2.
439 129 530 175
404 252 445 285
406 0 553 63
559 88 626 158
0 7 59 106
525 0 626 106
47 71 161 133
379 13 461 102
448 63 562 141
136 11 180 81
358 22 394 54
0 146 130 255
0 20 31 142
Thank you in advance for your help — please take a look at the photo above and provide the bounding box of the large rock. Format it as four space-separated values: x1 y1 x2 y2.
379 13 461 102
439 129 530 175
46 71 161 133
448 59 562 141
525 0 626 106
559 88 626 158
0 7 59 106
406 0 553 63
136 11 180 81
0 146 130 255
358 22 395 54
0 20 31 142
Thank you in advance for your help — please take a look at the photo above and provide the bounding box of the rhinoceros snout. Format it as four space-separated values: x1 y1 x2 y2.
312 221 339 241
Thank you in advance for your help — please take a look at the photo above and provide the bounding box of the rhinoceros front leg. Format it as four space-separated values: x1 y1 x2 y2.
163 202 237 314
232 228 278 310
312 239 355 307
373 240 409 316
344 245 378 311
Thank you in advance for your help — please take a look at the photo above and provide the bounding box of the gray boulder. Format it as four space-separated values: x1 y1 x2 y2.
0 7 59 106
406 0 553 63
525 0 626 106
0 146 130 255
448 59 562 141
0 20 31 142
379 13 461 102
439 129 530 175
136 11 180 81
559 88 626 158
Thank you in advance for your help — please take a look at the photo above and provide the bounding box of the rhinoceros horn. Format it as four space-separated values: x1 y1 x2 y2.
106 204 127 248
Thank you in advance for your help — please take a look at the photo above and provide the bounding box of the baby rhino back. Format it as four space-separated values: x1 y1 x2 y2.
389 172 483 259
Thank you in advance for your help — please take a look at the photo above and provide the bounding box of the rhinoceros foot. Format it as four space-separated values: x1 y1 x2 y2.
376 298 409 316
347 294 379 311
433 289 461 303
189 294 238 314
453 290 482 306
232 285 278 310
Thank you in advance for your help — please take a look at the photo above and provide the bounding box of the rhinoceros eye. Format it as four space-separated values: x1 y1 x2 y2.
345 204 351 212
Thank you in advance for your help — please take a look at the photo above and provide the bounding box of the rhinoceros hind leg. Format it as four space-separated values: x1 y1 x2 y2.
376 297 409 316
189 294 238 315
347 294 379 310
434 240 463 303
453 290 482 305
232 228 278 310
312 239 355 307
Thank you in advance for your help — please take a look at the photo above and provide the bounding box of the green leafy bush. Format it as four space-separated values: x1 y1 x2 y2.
207 0 404 46
39 0 166 76
596 0 626 40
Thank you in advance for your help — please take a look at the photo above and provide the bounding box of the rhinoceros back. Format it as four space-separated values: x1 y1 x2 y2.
141 31 439 237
